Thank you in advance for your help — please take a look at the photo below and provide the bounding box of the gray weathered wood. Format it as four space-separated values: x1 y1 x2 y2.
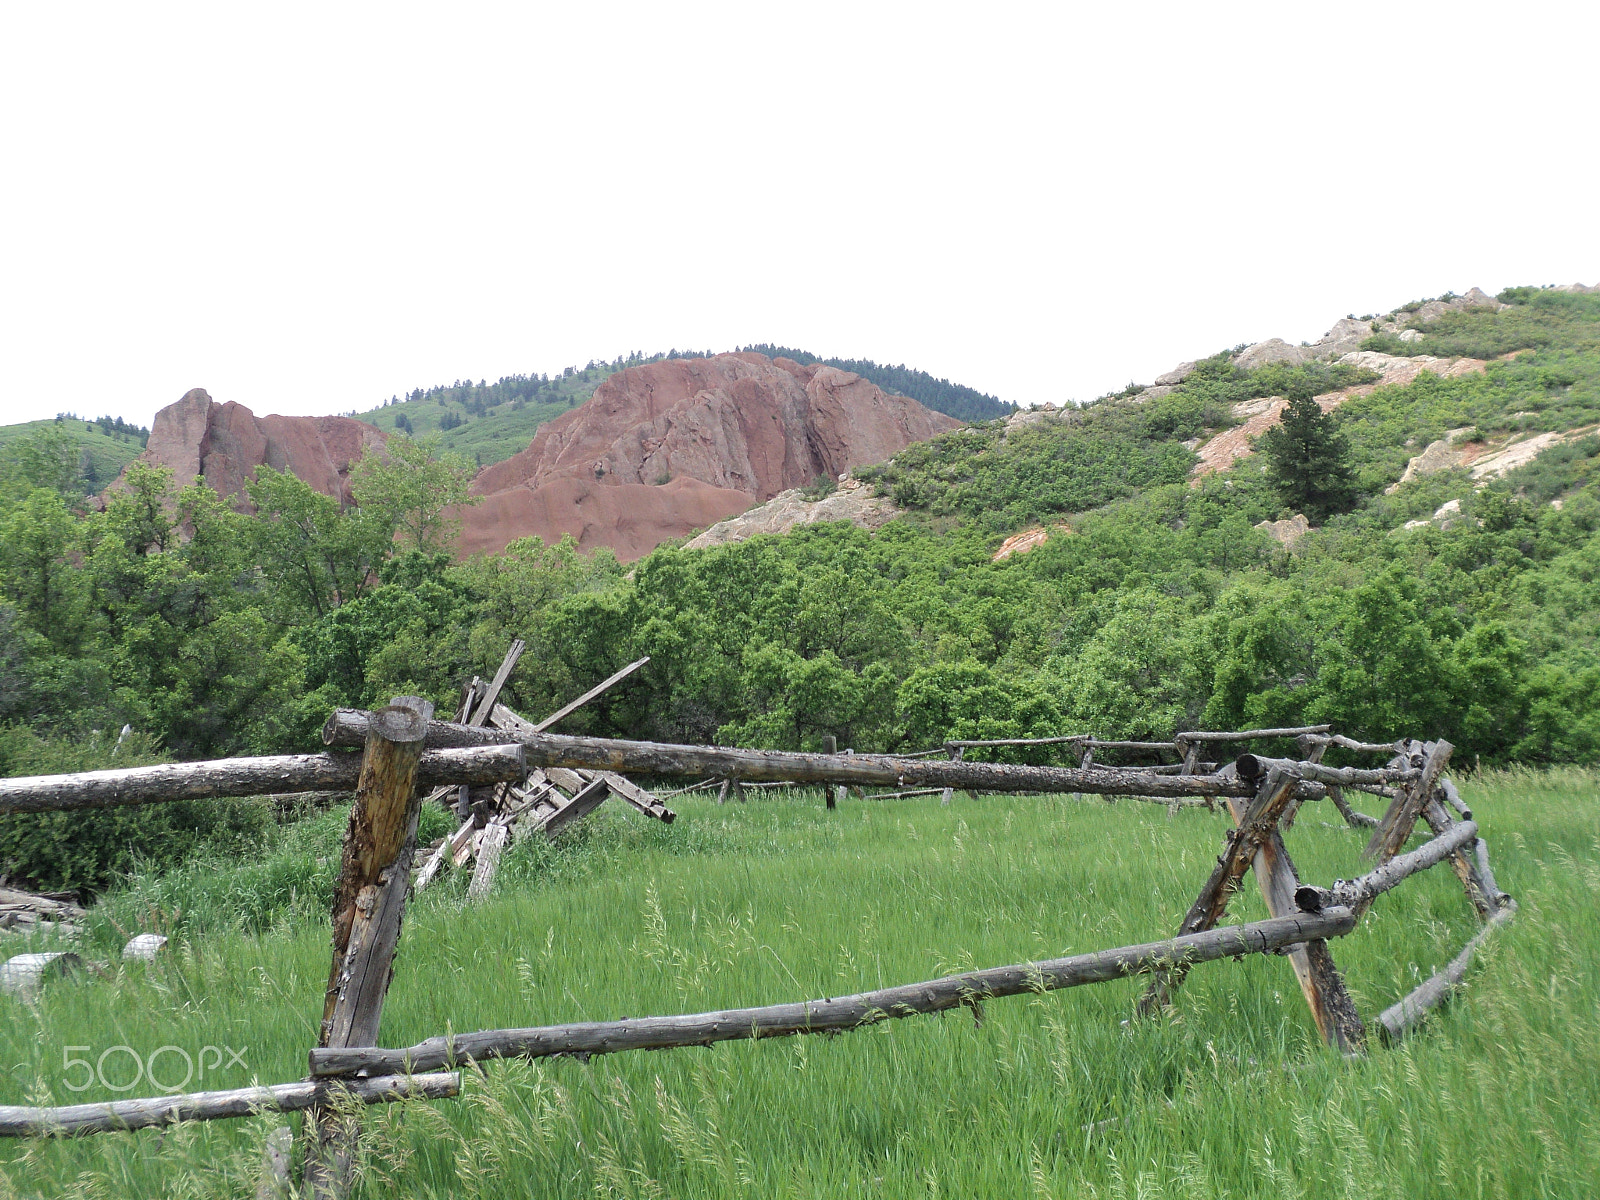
531 776 611 837
1377 899 1517 1042
466 822 509 903
1419 798 1498 919
0 1073 459 1138
1235 754 1418 789
0 746 525 815
256 1126 294 1200
1365 741 1453 861
309 697 432 1200
1295 821 1479 914
466 640 525 727
1174 725 1332 743
593 772 675 823
324 713 1283 799
529 657 650 733
309 907 1356 1077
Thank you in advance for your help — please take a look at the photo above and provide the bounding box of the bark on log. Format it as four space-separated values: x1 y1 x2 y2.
0 746 525 815
309 907 1357 1077
0 1073 459 1138
1175 726 1332 743
1295 821 1478 914
1377 900 1517 1043
1365 741 1453 862
1235 754 1418 788
1305 734 1405 755
322 713 1272 798
310 698 432 1200
942 736 1088 749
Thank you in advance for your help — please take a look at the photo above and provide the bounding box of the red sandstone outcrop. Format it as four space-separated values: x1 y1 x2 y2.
126 388 387 507
460 354 961 559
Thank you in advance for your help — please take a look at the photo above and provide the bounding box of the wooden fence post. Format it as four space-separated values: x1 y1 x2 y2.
305 696 433 1200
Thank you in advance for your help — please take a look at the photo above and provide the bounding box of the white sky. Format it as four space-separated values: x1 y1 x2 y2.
2 2 1597 428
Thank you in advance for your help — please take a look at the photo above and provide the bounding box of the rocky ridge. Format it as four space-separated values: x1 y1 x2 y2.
460 353 959 560
116 388 387 509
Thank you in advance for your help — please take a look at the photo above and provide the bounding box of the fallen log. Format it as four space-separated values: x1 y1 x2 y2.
0 746 527 815
0 1073 459 1138
323 712 1270 799
309 907 1357 1077
1377 899 1518 1043
1294 821 1478 914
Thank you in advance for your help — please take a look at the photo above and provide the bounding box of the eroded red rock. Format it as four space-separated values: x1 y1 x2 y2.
461 354 960 559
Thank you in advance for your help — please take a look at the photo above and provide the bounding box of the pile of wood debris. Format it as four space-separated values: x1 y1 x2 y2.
413 641 674 901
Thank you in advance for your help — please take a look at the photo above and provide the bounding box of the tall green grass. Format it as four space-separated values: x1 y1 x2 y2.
0 770 1594 1198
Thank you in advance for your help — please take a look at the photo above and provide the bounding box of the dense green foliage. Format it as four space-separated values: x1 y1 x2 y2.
3 290 1600 892
740 343 1013 421
3 771 1595 1197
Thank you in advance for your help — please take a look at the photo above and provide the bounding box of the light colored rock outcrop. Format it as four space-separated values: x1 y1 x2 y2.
1155 361 1198 386
992 527 1051 561
1254 514 1310 549
683 478 904 551
1234 339 1315 371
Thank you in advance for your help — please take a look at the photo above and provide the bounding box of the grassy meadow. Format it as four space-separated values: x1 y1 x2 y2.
0 769 1595 1198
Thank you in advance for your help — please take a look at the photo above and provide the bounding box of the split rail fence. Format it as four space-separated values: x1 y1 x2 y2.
0 652 1514 1199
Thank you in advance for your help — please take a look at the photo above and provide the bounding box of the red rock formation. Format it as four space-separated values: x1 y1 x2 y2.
461 354 961 559
127 388 387 507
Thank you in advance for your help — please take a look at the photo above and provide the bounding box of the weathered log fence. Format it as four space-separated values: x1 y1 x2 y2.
0 705 1513 1199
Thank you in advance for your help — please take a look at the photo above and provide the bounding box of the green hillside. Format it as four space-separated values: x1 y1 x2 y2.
0 415 147 494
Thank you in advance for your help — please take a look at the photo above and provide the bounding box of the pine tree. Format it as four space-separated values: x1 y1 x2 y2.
1258 381 1358 523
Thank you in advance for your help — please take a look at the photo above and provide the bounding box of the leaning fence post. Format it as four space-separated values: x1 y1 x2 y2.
305 696 433 1200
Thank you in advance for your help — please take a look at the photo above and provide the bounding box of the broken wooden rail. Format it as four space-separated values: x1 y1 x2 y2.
1377 899 1518 1043
309 907 1358 1077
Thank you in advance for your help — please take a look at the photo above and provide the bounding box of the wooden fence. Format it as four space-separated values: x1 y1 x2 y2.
0 708 1512 1199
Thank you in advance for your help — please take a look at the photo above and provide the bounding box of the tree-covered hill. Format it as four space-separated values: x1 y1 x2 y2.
3 287 1599 891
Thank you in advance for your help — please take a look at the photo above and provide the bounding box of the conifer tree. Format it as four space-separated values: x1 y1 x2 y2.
1258 380 1358 522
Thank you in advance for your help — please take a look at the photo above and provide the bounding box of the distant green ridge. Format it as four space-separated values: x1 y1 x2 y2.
0 414 149 495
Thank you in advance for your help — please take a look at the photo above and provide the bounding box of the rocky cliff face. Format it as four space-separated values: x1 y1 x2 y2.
126 388 386 507
461 353 961 559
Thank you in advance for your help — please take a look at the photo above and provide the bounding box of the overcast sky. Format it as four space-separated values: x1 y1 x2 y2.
2 2 1596 429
